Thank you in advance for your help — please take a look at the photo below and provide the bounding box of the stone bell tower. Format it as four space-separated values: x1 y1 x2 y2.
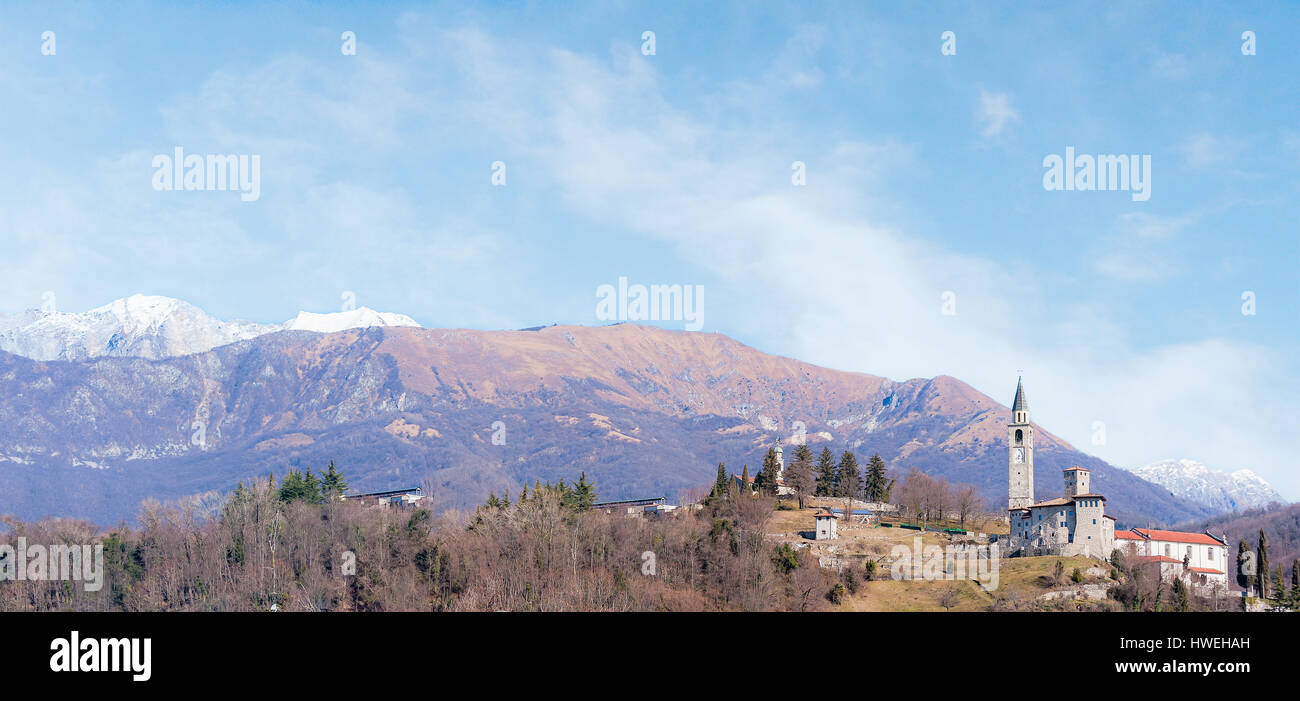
774 437 785 481
1008 377 1034 510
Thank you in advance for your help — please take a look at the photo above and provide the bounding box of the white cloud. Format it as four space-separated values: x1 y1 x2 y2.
420 27 1294 498
1090 212 1193 282
975 90 1021 142
1176 131 1240 169
0 19 1292 500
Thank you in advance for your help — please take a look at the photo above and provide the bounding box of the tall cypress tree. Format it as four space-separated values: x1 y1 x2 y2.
740 465 752 495
710 463 730 504
1257 529 1270 599
1290 560 1300 606
815 447 836 496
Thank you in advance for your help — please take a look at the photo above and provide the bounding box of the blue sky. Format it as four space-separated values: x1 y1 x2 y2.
1 1 1297 496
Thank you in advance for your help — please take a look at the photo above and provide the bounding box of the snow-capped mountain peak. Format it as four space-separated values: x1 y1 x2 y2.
1130 458 1283 513
284 308 420 334
0 295 422 361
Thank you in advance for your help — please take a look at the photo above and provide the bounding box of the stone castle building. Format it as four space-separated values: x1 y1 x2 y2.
1004 378 1116 559
1002 377 1231 587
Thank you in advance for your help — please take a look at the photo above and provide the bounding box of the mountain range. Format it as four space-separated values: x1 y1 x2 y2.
0 294 418 361
1130 459 1283 513
0 296 1225 527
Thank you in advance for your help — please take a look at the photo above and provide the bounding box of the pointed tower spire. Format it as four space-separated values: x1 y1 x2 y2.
1007 376 1034 511
1012 376 1028 413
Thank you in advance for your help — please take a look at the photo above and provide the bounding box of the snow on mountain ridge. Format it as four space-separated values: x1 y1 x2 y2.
0 295 422 361
285 308 420 333
1130 458 1284 513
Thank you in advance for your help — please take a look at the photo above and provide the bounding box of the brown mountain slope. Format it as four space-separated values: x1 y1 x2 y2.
0 324 1212 526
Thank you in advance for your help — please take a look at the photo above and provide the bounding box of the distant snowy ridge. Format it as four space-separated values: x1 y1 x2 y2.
0 294 421 361
284 308 419 333
1130 458 1284 513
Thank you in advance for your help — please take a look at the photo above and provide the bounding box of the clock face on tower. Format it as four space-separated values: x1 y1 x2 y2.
1013 448 1025 464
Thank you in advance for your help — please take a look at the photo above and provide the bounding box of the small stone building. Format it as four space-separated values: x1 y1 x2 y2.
814 509 839 540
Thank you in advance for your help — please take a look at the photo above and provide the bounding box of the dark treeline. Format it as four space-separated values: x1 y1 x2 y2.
0 466 837 612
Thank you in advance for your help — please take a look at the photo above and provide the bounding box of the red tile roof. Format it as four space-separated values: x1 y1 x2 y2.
1188 567 1225 575
1115 530 1145 540
1136 555 1182 564
1063 466 1090 472
1133 528 1225 546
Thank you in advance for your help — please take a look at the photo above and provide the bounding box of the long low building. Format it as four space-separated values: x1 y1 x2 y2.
592 496 675 517
340 486 425 508
1113 527 1230 592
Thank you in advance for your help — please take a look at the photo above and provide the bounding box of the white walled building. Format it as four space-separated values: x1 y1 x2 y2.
1114 528 1230 592
814 509 839 540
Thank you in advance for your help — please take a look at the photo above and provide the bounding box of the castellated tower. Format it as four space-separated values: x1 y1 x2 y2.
1008 377 1034 510
1064 466 1090 497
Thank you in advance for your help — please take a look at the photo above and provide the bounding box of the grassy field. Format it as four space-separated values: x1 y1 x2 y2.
841 555 1118 612
767 505 1116 611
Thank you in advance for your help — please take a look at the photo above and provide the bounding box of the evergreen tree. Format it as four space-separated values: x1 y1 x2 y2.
739 465 751 495
320 460 348 499
1257 529 1270 599
570 472 597 511
834 451 861 499
1171 577 1189 612
864 453 892 503
708 463 730 504
278 467 323 505
754 448 780 495
1291 560 1300 606
814 447 836 496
